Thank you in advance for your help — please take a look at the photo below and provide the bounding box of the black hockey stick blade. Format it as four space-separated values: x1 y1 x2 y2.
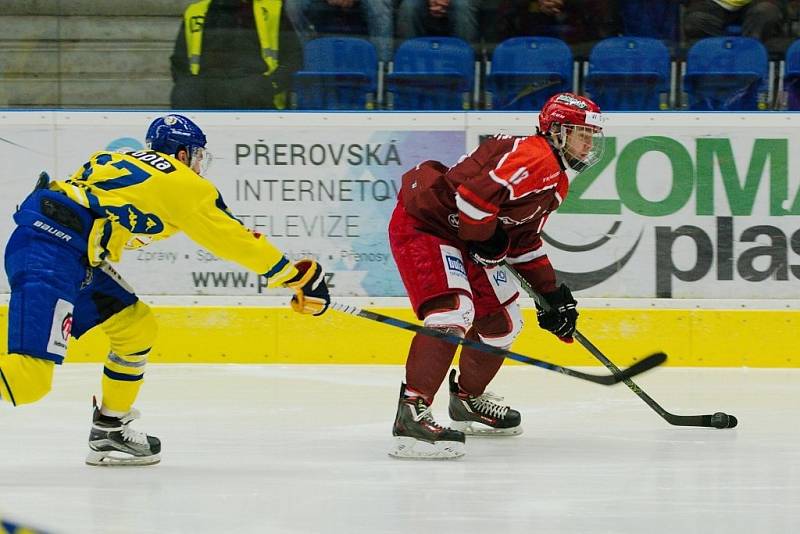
579 343 737 428
614 369 739 429
621 351 667 377
504 266 738 428
330 302 666 386
670 412 738 429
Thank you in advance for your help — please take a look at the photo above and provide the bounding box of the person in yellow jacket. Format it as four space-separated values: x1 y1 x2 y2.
0 114 329 466
170 0 302 109
684 0 785 41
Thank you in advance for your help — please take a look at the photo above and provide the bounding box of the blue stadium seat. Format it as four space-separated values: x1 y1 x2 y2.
485 37 573 111
783 39 800 110
684 37 769 111
292 37 378 110
385 37 475 110
585 37 670 111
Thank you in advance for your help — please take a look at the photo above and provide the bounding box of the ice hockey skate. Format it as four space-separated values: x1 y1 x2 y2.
86 401 161 466
390 383 465 459
448 369 522 436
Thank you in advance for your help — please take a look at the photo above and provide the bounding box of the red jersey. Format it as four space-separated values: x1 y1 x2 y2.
398 134 569 293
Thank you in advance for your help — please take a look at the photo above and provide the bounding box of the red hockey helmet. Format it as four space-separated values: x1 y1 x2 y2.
538 93 605 172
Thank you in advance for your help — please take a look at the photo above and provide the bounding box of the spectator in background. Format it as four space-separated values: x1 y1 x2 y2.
619 0 681 42
485 0 620 57
171 0 302 109
396 0 482 47
285 0 394 62
683 0 785 42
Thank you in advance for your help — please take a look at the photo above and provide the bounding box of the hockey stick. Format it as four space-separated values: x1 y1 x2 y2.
505 267 738 429
330 302 665 386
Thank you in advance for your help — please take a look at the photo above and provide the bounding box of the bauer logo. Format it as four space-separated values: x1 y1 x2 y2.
446 255 466 277
33 220 72 242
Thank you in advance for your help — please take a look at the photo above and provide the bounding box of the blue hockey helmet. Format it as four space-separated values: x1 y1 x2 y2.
145 114 211 174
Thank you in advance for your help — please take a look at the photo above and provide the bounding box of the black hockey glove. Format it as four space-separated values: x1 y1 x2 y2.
467 225 509 267
536 283 578 343
284 259 330 316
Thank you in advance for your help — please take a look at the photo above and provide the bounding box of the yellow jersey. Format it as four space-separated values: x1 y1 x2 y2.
714 0 752 9
50 149 297 287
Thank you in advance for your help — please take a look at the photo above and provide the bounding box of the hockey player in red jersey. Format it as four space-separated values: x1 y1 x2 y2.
388 93 605 459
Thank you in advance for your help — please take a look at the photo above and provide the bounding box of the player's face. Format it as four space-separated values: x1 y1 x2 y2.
190 147 212 176
190 150 204 175
561 124 604 172
565 126 596 159
177 147 211 176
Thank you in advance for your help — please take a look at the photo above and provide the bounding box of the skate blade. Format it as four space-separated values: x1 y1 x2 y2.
388 436 465 460
451 420 523 437
86 450 161 467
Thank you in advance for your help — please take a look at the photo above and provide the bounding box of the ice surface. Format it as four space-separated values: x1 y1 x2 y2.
1 364 798 534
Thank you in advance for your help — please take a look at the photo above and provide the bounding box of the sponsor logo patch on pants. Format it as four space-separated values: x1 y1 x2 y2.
47 298 74 357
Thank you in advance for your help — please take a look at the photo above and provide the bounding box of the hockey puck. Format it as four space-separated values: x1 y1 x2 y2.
710 412 738 429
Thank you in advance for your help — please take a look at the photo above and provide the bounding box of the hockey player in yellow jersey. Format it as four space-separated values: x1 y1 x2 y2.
0 114 330 466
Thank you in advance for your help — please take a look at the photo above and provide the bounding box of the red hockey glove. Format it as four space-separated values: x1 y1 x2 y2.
467 225 509 267
283 260 330 316
536 283 578 343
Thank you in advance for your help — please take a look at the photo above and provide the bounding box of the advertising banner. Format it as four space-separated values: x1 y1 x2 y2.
468 114 800 299
0 112 466 296
2 112 799 300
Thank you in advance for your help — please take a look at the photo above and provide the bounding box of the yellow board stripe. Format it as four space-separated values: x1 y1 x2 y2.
0 306 796 367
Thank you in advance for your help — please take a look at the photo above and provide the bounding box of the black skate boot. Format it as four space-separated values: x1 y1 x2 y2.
448 369 522 436
390 383 466 459
86 399 161 466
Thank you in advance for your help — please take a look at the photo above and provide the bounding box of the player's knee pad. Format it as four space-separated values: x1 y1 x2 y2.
474 301 523 349
0 353 54 406
421 293 475 336
101 301 158 356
